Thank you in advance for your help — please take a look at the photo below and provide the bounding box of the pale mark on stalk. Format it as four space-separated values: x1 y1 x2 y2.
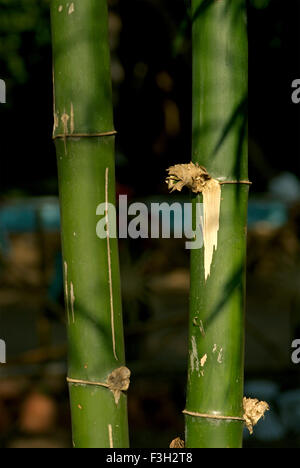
108 424 114 448
202 179 221 281
68 3 75 14
70 282 75 323
58 5 63 12
52 66 58 136
106 168 118 361
70 103 75 134
53 113 59 132
61 112 69 133
217 347 223 364
190 336 199 374
64 261 70 324
193 317 205 337
199 319 205 337
200 354 207 368
61 112 70 154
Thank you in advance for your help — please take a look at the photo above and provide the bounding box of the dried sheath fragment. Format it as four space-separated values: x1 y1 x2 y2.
166 163 221 280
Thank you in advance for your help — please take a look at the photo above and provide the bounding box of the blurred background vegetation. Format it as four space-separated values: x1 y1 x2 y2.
0 0 300 448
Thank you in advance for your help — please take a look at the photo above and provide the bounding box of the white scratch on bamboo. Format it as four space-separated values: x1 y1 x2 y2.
190 336 199 374
64 261 70 324
200 354 207 368
108 424 114 448
68 2 75 15
70 281 75 324
52 67 58 136
61 111 69 154
70 103 74 134
106 168 118 361
217 347 223 364
61 112 69 134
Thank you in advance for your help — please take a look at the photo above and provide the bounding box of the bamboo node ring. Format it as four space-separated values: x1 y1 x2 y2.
219 180 252 185
67 366 131 405
183 397 269 434
67 377 109 389
53 130 117 140
182 409 244 422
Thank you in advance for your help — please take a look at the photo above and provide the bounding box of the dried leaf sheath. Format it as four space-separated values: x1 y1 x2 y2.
166 163 221 280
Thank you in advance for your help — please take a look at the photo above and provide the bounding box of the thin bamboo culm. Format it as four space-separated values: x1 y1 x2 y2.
185 0 249 448
50 0 129 448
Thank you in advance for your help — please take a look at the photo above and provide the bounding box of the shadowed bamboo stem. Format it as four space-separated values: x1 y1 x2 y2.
185 0 249 448
50 0 129 448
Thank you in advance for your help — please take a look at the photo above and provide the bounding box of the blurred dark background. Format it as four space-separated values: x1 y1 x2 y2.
0 0 300 448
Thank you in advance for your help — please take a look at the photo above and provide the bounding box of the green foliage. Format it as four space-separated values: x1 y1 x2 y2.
0 0 50 83
250 0 271 10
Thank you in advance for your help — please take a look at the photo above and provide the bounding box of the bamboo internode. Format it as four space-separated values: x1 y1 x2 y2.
51 0 129 448
184 0 249 448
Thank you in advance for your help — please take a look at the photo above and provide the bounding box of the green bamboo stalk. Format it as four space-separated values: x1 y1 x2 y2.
50 0 129 448
185 0 248 448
